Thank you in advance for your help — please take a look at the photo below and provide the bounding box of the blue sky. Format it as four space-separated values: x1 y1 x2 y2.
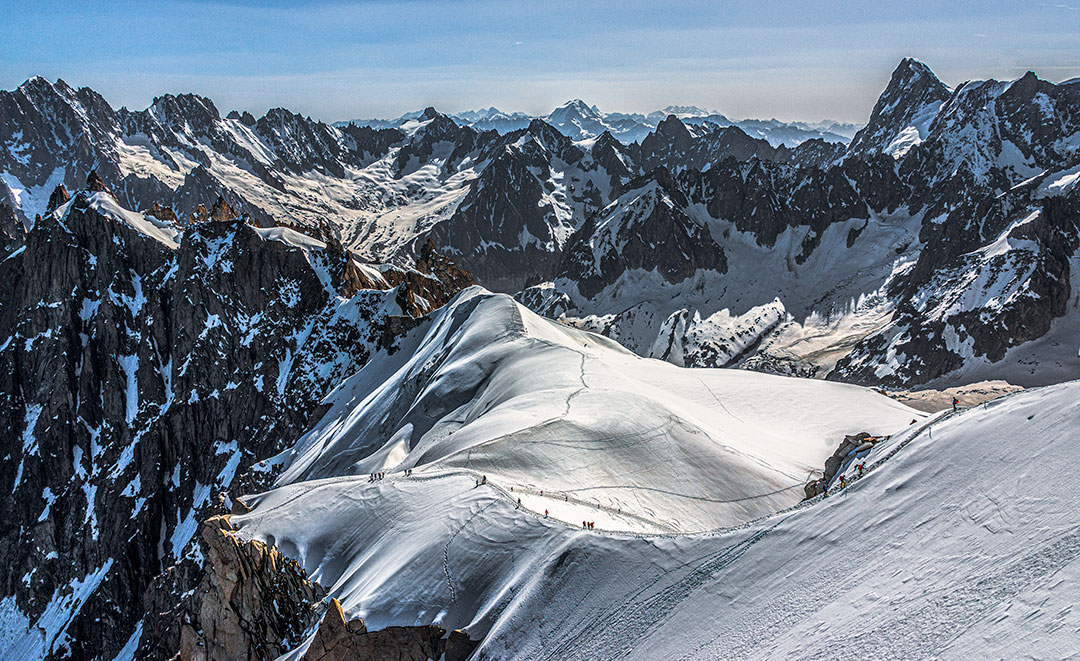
2 1 1078 124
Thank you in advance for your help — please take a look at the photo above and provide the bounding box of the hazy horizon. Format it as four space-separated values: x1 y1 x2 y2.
2 0 1079 125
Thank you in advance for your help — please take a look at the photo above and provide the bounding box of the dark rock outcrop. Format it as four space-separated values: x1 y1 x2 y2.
0 190 476 660
303 599 477 661
46 183 70 212
846 58 950 157
559 167 728 298
803 432 881 499
166 516 326 661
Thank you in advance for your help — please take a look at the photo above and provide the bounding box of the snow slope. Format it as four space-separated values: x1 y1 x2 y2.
245 374 1079 660
265 288 920 533
232 287 925 650
472 380 1080 660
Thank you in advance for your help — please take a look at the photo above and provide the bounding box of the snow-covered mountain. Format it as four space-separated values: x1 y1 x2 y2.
339 99 857 147
224 292 1080 659
517 61 1080 388
2 56 1080 660
0 80 498 260
2 59 1077 389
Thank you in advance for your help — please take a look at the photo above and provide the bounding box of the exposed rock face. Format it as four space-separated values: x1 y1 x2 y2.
832 181 1080 386
172 516 326 661
637 116 790 172
0 76 124 210
0 191 475 660
143 202 179 223
46 183 70 212
0 201 22 255
423 143 570 292
142 517 479 661
803 432 882 499
846 57 950 157
388 238 477 317
208 195 240 222
392 108 499 179
559 168 728 298
173 165 273 226
86 169 113 194
0 190 177 660
303 599 477 661
788 138 846 169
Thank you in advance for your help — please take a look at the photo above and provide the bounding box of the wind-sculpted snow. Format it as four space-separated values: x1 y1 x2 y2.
233 288 922 650
243 368 1080 659
266 289 919 530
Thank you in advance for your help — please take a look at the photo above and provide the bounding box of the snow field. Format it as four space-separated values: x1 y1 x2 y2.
233 287 941 656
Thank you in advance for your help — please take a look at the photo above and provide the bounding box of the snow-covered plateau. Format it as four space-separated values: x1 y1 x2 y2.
233 289 1080 660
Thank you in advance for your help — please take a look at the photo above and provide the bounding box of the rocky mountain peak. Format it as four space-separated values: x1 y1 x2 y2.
47 183 70 212
892 57 942 87
846 58 951 158
144 202 179 223
259 106 306 127
635 165 684 203
226 109 258 127
421 106 440 121
655 114 693 142
18 75 57 98
549 99 601 123
524 118 574 155
86 169 114 195
149 92 222 131
208 196 239 222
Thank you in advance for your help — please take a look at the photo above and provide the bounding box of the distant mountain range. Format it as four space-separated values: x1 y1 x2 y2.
336 100 861 147
1 57 1079 659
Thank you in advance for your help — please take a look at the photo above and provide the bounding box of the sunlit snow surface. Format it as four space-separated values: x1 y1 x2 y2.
241 333 1080 658
234 288 932 651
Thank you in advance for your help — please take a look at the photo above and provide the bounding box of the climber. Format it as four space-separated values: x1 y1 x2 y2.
545 509 549 518
952 396 959 412
516 497 521 509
